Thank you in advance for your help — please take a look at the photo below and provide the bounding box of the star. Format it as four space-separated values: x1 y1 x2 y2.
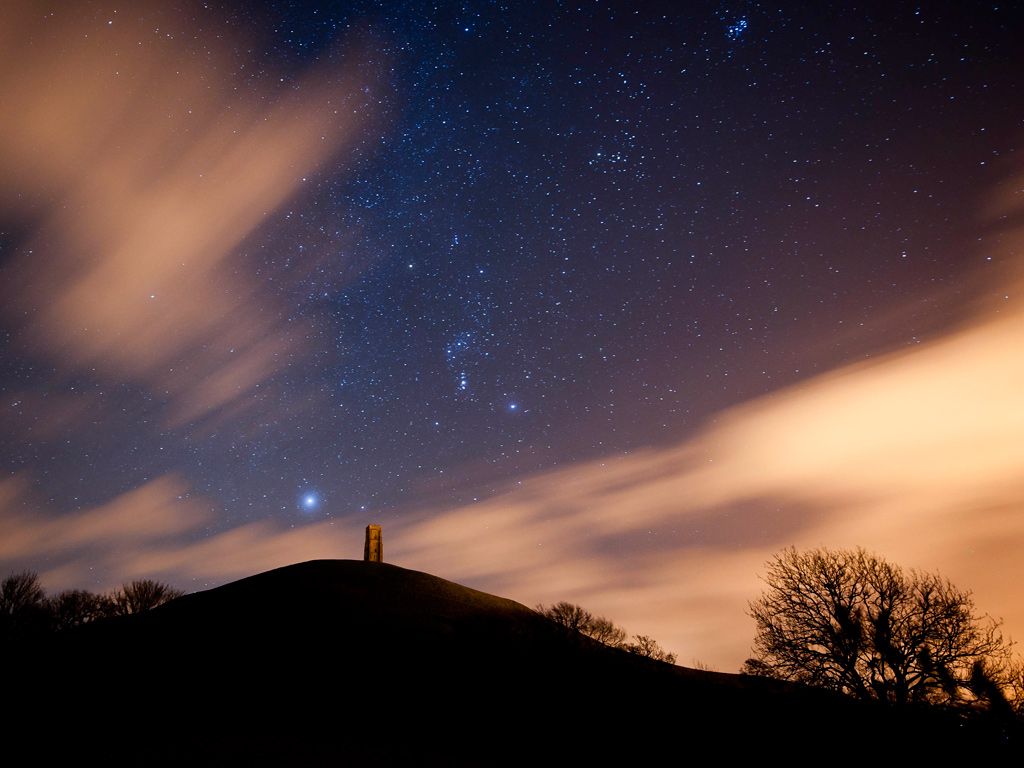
725 18 749 41
0 0 1019 679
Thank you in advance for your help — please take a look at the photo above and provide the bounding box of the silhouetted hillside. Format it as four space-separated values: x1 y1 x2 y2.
4 560 1018 764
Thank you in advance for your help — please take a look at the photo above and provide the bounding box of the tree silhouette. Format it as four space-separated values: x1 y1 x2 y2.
537 601 626 647
538 602 591 633
624 634 677 664
586 616 627 648
1 571 186 638
0 570 51 638
747 547 1013 708
112 579 184 616
1008 661 1024 717
48 589 114 630
537 602 678 663
0 571 45 615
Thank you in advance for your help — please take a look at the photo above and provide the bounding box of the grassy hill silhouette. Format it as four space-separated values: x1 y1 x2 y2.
5 560 1017 763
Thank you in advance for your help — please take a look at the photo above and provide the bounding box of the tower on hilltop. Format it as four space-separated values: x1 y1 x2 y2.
364 524 383 563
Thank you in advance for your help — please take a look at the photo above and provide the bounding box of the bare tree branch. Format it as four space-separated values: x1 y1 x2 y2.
746 547 1015 710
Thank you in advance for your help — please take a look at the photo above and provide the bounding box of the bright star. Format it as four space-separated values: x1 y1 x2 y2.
726 18 748 40
300 492 318 511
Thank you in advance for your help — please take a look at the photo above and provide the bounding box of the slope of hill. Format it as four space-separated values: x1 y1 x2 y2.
4 560 1017 764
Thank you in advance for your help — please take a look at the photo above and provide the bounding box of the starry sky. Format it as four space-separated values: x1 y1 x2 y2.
1 0 1023 669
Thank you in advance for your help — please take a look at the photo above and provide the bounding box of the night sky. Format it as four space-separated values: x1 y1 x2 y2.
2 1 1023 669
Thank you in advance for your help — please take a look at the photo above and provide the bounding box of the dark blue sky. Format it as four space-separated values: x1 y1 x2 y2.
1 0 1021 538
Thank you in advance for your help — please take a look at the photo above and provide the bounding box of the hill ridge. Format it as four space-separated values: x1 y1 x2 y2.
4 558 1016 764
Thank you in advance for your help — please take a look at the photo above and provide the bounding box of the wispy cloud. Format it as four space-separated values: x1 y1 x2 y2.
5 219 1022 668
1 2 1021 673
0 1 379 428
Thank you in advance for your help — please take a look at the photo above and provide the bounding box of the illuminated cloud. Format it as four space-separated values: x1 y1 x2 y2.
1 2 1021 674
392 171 1024 668
390 256 1024 667
0 1 378 427
0 474 214 587
4 210 1022 668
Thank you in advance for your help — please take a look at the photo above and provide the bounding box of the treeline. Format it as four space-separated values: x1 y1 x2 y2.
0 571 183 641
536 601 677 664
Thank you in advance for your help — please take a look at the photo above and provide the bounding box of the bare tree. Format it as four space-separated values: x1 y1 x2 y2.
747 547 1014 707
1002 659 1024 717
740 657 773 677
623 634 677 664
0 571 50 637
112 579 184 616
48 589 114 630
587 616 627 648
0 571 46 616
539 602 593 633
537 602 626 648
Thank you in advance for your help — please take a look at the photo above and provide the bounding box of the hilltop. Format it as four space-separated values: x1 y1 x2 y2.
4 560 1016 764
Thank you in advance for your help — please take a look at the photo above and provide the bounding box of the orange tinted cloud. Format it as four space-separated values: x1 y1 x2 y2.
0 1 378 427
5 239 1022 668
0 473 367 590
0 474 213 586
2 4 1021 671
388 264 1024 667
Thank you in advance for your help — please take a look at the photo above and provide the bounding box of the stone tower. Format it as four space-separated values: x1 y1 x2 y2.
363 524 383 563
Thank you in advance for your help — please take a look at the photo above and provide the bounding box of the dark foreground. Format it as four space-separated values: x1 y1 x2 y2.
5 560 1020 764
